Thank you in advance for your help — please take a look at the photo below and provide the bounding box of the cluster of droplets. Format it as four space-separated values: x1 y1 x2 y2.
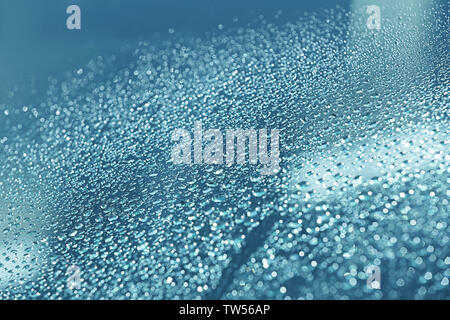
0 4 448 299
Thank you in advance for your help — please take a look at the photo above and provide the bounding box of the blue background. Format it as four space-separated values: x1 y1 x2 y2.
0 0 350 100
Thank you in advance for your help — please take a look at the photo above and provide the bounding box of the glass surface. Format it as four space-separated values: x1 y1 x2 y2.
0 0 448 299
